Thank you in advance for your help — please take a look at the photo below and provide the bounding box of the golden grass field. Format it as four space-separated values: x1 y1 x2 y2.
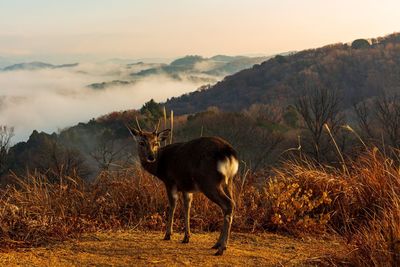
0 230 348 266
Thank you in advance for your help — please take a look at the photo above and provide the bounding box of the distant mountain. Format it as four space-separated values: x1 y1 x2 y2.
103 58 172 65
2 61 78 71
0 57 16 69
54 63 79 69
165 33 400 115
131 55 269 78
126 62 163 68
89 80 134 90
210 55 240 62
169 55 204 67
88 55 269 90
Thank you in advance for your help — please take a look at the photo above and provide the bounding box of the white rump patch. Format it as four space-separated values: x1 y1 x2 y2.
217 156 239 184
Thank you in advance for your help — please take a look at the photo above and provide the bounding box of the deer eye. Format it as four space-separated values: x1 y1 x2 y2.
138 141 145 146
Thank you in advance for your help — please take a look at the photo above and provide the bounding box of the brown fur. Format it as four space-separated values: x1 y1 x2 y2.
129 127 238 256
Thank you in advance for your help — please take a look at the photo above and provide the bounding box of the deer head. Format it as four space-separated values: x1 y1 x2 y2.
128 118 170 163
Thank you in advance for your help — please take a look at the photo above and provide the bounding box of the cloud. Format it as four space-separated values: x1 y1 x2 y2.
193 60 220 72
0 64 207 143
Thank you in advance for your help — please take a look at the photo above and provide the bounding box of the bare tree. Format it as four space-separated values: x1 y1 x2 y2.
0 125 14 175
353 100 374 139
245 103 283 125
90 129 132 171
27 138 90 180
375 94 400 148
295 87 343 161
47 140 89 178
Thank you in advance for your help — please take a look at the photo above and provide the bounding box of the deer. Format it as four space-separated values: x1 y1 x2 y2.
127 119 238 256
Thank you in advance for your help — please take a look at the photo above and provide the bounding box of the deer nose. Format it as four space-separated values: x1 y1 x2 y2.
147 155 156 162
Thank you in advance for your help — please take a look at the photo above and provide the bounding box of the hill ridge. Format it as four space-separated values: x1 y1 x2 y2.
165 32 400 115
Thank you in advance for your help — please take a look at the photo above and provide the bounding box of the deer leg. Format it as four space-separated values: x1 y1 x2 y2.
203 184 235 256
212 183 234 249
182 192 193 243
212 232 224 249
164 186 178 240
219 183 235 255
217 198 234 256
223 181 234 201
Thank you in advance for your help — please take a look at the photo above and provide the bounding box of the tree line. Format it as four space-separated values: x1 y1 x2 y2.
1 86 400 183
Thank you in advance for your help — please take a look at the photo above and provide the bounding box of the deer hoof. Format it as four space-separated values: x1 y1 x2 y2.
211 242 221 249
182 236 190 243
214 248 225 256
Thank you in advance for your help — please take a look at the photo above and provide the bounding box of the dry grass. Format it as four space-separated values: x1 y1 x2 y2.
0 147 399 266
0 168 334 249
0 168 166 248
0 230 348 267
274 149 400 266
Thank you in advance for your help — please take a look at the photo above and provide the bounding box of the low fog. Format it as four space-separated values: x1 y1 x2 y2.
0 63 209 143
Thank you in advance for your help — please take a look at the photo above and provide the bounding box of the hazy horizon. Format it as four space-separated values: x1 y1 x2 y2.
1 1 399 62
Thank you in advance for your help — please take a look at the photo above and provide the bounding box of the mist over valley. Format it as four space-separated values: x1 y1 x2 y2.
0 55 266 142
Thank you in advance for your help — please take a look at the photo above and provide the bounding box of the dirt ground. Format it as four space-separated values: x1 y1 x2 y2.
0 230 348 266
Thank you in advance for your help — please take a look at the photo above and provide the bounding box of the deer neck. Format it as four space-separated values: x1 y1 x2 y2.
140 156 159 177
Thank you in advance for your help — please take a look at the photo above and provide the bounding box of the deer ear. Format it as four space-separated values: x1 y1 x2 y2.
157 129 171 141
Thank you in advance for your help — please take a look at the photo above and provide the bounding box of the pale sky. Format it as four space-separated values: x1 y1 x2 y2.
0 0 399 62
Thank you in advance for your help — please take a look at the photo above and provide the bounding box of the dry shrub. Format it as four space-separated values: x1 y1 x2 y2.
0 168 168 248
267 180 332 232
272 160 352 233
274 149 400 266
0 173 89 247
233 173 333 234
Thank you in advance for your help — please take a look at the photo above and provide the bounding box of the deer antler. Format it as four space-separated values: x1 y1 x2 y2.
135 116 142 132
153 119 161 133
124 123 136 138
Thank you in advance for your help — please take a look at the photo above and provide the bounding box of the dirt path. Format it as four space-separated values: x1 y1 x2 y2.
0 230 347 266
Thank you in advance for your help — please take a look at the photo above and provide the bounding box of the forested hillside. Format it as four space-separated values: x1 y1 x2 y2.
166 33 400 114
